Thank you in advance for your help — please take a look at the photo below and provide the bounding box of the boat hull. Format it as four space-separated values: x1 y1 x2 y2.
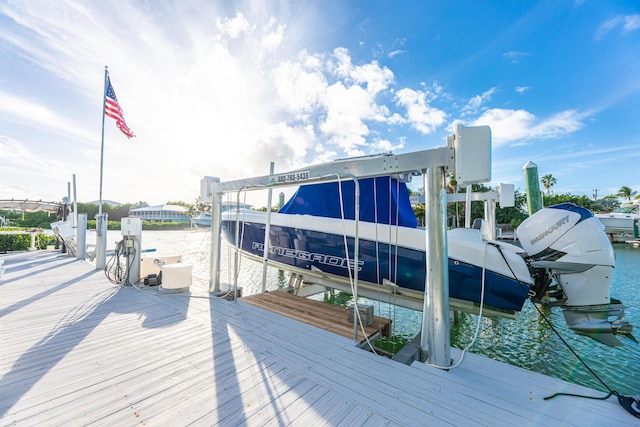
221 212 533 313
596 214 639 233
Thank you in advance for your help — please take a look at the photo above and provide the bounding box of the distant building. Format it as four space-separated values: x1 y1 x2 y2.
129 204 190 223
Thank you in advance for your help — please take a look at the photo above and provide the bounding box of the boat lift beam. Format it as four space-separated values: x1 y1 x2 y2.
201 124 492 369
202 147 453 196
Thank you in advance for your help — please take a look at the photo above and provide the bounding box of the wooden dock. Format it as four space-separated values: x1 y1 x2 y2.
626 239 640 248
1 250 636 426
241 290 391 343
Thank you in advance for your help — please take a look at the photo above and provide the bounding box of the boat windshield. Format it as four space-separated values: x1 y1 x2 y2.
613 206 639 214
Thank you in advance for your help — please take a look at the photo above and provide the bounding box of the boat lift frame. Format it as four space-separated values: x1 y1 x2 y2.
201 124 492 367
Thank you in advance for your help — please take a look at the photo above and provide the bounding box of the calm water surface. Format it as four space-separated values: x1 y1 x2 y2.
93 229 639 396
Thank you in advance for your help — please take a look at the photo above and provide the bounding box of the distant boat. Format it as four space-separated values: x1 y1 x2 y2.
596 201 640 240
191 201 253 228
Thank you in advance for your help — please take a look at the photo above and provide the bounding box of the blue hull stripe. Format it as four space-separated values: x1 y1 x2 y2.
223 221 529 312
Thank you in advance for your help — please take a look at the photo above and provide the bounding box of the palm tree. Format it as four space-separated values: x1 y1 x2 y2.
541 174 557 196
617 186 637 202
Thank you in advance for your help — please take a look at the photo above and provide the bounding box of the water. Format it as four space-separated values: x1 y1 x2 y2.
93 229 639 396
449 244 639 397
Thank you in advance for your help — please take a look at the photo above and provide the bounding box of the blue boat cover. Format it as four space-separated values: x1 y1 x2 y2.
279 176 418 228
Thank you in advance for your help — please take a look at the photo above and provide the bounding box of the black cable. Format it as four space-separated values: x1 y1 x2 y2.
491 243 640 418
105 239 127 285
532 302 613 394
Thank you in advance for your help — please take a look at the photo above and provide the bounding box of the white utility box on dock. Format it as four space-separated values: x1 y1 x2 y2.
160 263 192 291
140 254 183 278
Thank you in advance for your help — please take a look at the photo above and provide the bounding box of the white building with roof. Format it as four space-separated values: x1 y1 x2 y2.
129 204 190 223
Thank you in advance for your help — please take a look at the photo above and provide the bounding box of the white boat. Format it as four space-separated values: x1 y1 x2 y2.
192 201 252 228
221 177 635 347
596 201 640 239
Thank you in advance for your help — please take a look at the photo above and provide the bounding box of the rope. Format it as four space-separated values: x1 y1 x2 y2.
426 241 489 370
335 175 379 355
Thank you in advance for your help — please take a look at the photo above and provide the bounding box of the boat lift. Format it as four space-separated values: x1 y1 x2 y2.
201 124 492 367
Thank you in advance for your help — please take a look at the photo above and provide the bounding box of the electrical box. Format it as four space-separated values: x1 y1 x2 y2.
498 183 515 207
452 124 491 185
121 217 142 236
200 176 220 201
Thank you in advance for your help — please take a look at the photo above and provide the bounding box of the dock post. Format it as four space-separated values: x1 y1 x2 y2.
208 180 222 293
523 161 542 215
76 214 87 260
485 199 496 240
72 174 78 242
95 213 108 270
421 166 451 367
465 184 472 228
261 162 275 294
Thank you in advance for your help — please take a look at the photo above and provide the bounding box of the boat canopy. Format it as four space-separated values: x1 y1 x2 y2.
279 176 418 228
0 199 61 213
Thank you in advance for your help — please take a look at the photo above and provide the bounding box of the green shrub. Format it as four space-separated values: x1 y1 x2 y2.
0 229 55 252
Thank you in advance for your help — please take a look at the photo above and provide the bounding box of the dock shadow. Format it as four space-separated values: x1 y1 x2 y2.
0 286 118 417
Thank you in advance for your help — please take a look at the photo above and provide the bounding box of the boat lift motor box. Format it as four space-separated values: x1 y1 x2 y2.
160 263 192 291
450 124 491 186
347 304 374 326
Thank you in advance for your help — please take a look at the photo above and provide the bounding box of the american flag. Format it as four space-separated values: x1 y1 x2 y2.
105 75 135 138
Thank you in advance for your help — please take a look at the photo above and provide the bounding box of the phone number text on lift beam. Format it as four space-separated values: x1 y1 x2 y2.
273 171 310 183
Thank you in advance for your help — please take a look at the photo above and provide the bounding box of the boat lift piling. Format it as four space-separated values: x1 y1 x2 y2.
261 163 275 294
445 184 515 240
421 166 450 367
201 124 492 367
203 176 224 295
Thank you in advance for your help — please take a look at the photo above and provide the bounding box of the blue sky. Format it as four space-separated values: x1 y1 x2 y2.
1 0 639 206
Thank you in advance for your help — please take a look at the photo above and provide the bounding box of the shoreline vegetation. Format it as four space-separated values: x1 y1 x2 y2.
2 181 638 252
0 221 192 252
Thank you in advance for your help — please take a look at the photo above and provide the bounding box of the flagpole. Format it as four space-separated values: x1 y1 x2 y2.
99 66 108 215
95 66 109 271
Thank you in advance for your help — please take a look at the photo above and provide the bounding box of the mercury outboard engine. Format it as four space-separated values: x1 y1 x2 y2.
517 203 634 346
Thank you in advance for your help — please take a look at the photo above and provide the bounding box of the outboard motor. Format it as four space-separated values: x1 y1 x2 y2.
517 203 634 346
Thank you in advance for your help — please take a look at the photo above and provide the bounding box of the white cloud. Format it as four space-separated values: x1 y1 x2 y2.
273 48 398 155
502 51 530 64
217 12 251 39
462 87 496 116
0 92 95 143
330 47 394 95
388 49 407 58
320 82 374 153
596 14 640 39
395 88 447 134
0 136 45 169
273 57 327 117
471 108 585 146
515 86 531 94
0 135 71 200
261 18 286 50
370 137 404 152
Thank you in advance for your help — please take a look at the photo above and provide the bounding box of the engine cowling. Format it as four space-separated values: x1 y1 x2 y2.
517 203 634 346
